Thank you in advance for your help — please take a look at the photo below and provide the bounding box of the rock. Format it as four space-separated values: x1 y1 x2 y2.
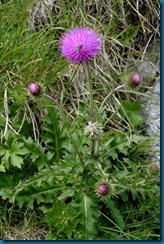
137 61 158 79
153 78 160 94
28 0 54 29
142 77 160 165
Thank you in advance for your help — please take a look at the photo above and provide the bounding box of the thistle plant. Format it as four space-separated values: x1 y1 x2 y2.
0 0 160 241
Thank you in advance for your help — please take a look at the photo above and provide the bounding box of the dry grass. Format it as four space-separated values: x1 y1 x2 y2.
3 225 47 240
1 210 48 240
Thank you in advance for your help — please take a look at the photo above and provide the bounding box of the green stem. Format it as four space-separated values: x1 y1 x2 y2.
85 63 95 122
84 63 97 156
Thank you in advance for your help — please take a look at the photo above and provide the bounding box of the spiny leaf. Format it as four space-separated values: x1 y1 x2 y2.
121 100 143 129
0 162 77 208
78 193 100 240
105 199 125 231
108 132 129 159
24 137 53 170
58 188 75 201
45 198 79 239
41 98 65 162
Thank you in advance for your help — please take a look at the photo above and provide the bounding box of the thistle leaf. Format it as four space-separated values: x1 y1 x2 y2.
78 193 100 240
105 199 125 231
121 100 143 129
108 133 129 159
41 98 65 162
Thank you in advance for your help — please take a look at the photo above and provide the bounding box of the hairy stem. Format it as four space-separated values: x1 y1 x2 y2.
84 63 97 156
85 63 95 122
4 87 9 137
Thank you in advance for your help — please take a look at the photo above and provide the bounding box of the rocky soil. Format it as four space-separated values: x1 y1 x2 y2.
138 61 160 166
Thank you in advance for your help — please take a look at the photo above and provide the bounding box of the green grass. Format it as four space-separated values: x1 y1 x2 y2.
0 0 160 240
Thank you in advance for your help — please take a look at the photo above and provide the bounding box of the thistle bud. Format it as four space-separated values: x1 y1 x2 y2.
29 83 41 96
97 183 108 195
150 163 160 175
132 74 142 85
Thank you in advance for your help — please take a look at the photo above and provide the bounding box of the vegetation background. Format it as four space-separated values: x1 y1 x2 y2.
0 0 160 240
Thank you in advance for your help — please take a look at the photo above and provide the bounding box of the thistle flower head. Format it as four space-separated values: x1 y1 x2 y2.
96 180 117 199
84 121 103 138
59 27 101 64
132 73 142 85
28 83 41 96
97 183 108 195
150 163 160 175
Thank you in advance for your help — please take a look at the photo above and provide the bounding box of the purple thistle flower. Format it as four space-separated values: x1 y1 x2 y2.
28 83 41 96
59 27 101 64
97 183 108 195
132 74 142 85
